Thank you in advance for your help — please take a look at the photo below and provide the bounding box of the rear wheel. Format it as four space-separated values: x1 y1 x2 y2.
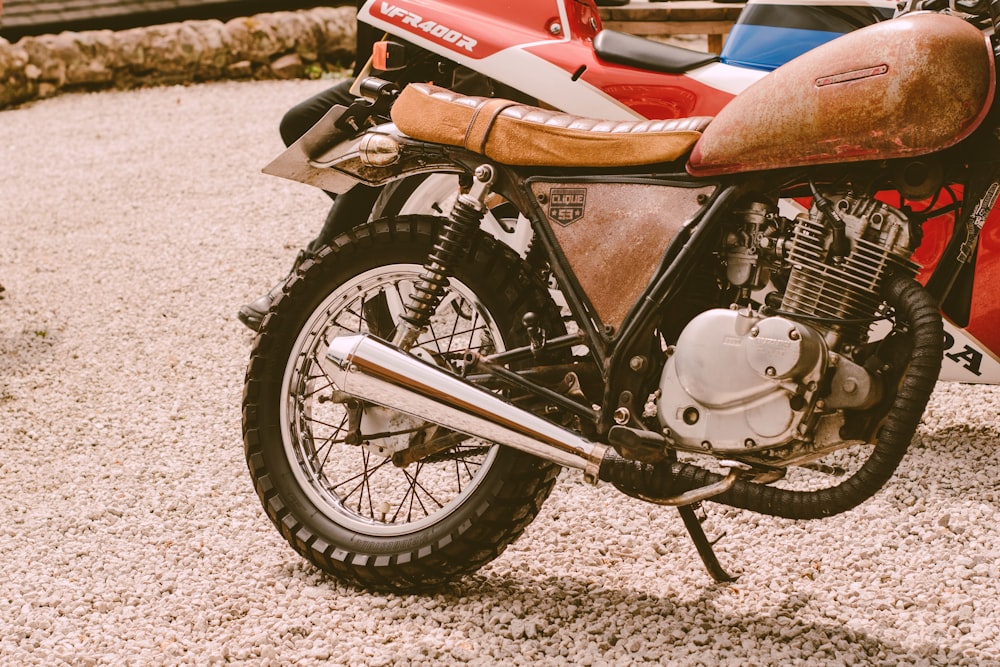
242 216 563 592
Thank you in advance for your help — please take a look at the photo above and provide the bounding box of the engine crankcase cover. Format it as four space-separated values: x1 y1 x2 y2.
657 309 827 453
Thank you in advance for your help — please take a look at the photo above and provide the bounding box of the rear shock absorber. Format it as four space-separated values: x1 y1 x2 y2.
393 164 496 350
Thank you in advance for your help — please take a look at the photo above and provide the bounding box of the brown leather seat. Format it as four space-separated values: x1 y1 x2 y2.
390 83 712 168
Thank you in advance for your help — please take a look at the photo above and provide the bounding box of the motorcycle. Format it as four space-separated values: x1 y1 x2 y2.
325 0 896 249
243 3 1000 592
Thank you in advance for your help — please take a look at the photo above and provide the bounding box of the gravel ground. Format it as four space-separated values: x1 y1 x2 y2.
1 79 999 666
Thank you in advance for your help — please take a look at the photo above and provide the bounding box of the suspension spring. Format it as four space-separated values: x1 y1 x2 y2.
394 165 496 348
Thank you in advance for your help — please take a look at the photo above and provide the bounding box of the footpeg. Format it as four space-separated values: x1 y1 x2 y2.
607 425 668 463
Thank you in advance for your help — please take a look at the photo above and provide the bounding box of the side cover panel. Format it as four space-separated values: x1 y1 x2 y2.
529 181 715 329
688 14 995 176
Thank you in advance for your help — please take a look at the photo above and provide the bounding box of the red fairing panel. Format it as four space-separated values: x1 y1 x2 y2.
524 41 738 119
593 79 735 121
687 14 995 176
914 202 1000 370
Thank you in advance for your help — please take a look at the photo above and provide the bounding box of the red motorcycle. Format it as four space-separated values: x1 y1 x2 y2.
358 0 895 119
244 3 1000 592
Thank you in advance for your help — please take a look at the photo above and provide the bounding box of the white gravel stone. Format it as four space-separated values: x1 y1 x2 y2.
1 79 999 666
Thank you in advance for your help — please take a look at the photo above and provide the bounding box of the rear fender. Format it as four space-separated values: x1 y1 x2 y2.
262 103 359 194
263 106 465 193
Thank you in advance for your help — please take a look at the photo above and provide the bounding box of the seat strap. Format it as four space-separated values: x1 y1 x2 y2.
464 99 519 153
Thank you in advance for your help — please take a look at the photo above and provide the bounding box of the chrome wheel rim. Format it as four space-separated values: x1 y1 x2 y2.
279 264 504 537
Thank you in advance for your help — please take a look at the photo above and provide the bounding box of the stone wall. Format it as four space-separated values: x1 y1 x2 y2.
0 6 357 109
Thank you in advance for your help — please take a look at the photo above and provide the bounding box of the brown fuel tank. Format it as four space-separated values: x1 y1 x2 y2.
687 13 995 177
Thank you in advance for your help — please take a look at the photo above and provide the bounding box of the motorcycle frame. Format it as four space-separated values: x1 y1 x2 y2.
403 149 999 434
270 95 1000 402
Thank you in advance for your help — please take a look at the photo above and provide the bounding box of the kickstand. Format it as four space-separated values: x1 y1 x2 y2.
677 503 738 584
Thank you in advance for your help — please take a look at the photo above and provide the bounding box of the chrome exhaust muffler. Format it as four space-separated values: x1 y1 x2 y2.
319 334 608 482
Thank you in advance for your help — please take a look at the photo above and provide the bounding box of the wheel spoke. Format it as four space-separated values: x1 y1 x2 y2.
298 373 336 401
300 410 350 435
329 310 363 336
454 453 484 492
404 464 446 515
392 464 423 523
360 450 377 518
301 422 344 459
387 281 411 324
330 453 392 501
310 417 351 472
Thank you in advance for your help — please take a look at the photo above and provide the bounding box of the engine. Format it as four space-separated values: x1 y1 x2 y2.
657 190 921 459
